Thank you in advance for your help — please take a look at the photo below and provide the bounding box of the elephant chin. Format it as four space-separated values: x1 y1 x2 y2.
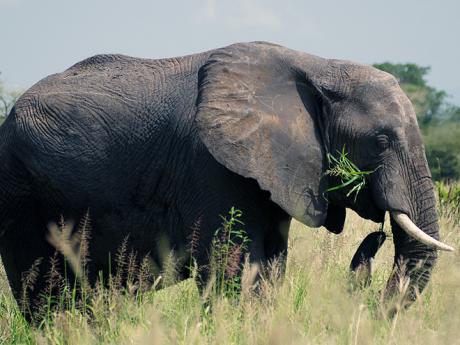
333 186 385 224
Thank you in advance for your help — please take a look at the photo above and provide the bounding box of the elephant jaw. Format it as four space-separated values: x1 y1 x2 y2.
390 211 454 252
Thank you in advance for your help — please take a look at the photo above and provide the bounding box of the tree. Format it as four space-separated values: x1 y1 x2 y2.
443 105 460 123
0 72 22 119
423 124 460 181
373 62 429 86
373 62 447 126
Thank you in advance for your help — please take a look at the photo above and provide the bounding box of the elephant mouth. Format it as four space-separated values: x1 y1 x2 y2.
347 188 385 223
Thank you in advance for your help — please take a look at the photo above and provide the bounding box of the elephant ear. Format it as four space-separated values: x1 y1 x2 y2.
196 42 328 226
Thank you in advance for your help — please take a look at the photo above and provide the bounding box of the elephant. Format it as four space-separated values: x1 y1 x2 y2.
0 41 453 314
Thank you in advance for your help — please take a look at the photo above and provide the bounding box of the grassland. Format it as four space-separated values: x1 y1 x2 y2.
1 195 459 344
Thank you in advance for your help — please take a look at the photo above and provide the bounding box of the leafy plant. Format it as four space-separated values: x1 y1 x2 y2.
325 146 378 202
210 207 251 298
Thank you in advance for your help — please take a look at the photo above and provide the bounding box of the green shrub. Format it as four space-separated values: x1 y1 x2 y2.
435 181 460 223
210 207 251 298
423 123 460 181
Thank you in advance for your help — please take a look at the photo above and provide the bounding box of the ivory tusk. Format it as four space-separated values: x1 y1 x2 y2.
391 211 454 252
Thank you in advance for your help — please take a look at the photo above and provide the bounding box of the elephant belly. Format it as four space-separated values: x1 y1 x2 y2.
25 149 189 278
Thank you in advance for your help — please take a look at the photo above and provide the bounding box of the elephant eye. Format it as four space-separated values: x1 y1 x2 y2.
376 135 390 150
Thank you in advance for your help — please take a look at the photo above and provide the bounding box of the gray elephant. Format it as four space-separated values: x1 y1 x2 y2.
0 42 453 313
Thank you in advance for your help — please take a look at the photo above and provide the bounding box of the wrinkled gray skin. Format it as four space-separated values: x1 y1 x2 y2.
0 42 440 312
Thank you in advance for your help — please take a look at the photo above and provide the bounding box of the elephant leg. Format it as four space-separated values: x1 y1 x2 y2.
0 161 56 317
241 208 291 293
0 199 56 318
264 204 291 278
245 235 267 291
238 203 291 291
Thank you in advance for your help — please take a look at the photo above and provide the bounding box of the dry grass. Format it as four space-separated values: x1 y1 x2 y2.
0 208 459 344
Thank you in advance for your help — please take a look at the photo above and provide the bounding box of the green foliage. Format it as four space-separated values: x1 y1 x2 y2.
443 104 460 122
0 73 22 119
325 146 377 201
403 85 447 126
423 123 460 181
210 207 251 298
435 181 460 223
373 62 430 86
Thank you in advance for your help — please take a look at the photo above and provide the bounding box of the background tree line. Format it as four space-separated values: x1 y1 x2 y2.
1 64 459 181
0 72 21 121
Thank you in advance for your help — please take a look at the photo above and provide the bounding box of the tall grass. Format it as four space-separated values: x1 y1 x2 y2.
1 195 459 344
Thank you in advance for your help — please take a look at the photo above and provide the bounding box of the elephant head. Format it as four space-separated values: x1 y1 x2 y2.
195 42 453 308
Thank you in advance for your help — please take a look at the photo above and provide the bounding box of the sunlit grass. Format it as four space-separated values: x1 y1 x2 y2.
1 199 459 344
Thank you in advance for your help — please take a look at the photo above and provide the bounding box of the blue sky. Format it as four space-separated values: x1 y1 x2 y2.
1 0 459 104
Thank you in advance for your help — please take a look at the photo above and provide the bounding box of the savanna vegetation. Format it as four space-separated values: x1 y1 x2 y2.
0 194 459 344
0 63 459 344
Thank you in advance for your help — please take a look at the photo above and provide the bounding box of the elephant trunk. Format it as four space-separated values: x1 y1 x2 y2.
384 179 441 310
